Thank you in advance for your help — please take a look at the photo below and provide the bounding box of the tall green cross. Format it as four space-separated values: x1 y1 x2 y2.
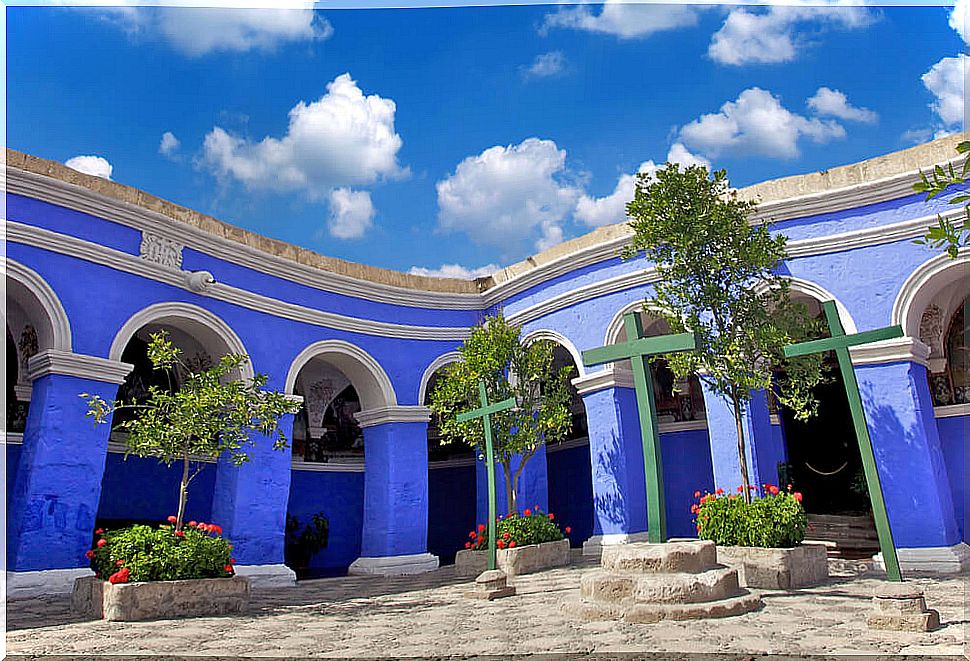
457 381 516 571
582 312 699 543
783 300 904 582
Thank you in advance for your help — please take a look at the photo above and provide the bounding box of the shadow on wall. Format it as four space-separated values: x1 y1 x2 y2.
593 430 629 529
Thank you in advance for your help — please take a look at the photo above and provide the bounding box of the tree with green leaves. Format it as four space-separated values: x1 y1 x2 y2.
83 331 302 531
914 140 970 258
623 163 827 502
428 313 573 515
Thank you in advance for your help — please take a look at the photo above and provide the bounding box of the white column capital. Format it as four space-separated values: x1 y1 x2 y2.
355 405 432 428
849 336 931 368
571 367 634 396
26 350 133 384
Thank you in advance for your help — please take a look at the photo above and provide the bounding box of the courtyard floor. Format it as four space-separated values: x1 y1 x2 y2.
5 553 968 658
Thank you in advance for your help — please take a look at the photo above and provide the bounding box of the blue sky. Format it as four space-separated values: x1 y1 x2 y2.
7 2 965 277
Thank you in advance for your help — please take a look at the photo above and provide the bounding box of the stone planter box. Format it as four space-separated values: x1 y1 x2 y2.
455 538 570 579
716 542 828 589
72 575 250 621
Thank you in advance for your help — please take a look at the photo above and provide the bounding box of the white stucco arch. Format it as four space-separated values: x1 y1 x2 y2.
285 339 397 410
5 259 72 353
892 252 970 338
604 299 671 346
780 277 858 334
109 301 254 380
417 351 462 404
522 328 587 378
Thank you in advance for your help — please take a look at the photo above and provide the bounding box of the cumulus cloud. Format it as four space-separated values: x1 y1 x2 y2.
677 87 845 160
709 3 872 66
541 1 702 39
521 51 567 80
922 55 966 130
950 0 969 44
408 263 499 279
202 73 405 198
574 144 710 228
65 155 113 179
94 4 331 57
435 138 581 252
326 188 374 240
159 131 181 156
807 87 877 123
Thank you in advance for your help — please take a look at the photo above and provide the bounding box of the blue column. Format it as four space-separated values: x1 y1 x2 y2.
211 410 297 586
574 371 648 550
349 407 438 575
699 382 772 493
855 359 963 561
7 351 131 595
475 444 549 523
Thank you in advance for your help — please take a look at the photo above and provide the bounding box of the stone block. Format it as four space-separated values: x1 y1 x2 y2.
454 538 570 578
632 566 741 604
464 569 515 601
579 571 636 603
601 540 716 574
623 591 763 623
866 611 941 632
716 542 829 589
72 576 250 622
867 583 940 632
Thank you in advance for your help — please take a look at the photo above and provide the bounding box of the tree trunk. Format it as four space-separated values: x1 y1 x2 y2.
176 451 190 531
502 461 515 516
730 386 752 504
511 449 534 516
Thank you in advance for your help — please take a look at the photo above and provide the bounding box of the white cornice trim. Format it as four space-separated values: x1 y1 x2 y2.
7 168 484 310
571 368 635 396
849 336 931 368
5 258 73 352
354 405 432 428
27 349 133 384
934 403 970 419
8 222 471 342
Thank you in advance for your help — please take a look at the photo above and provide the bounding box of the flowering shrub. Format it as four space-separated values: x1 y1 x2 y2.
86 517 234 583
692 485 807 548
464 506 568 551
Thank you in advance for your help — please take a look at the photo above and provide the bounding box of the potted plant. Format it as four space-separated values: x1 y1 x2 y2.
284 513 329 579
455 506 572 578
692 484 828 589
75 331 301 620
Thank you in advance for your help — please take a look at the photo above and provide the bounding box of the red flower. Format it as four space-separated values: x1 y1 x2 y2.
212 525 223 535
503 532 511 539
95 528 104 535
224 564 233 573
534 504 540 511
97 538 107 548
715 488 724 495
85 549 96 559
737 486 744 493
548 513 555 520
116 560 124 567
464 542 471 549
478 524 486 533
497 540 505 549
468 531 476 539
167 516 177 523
108 568 130 584
564 526 572 534
793 492 803 502
694 490 701 498
524 509 532 517
768 485 780 495
508 541 516 548
690 504 699 514
188 521 197 528
174 530 185 538
229 557 236 564
748 485 756 490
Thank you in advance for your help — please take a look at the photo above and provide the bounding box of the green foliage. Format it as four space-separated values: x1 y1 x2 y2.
428 313 573 514
693 487 807 548
913 140 970 259
87 522 234 583
81 331 302 528
622 164 826 496
285 513 329 573
466 507 565 550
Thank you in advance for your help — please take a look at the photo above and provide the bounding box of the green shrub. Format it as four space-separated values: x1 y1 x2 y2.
693 485 807 548
86 518 234 583
465 506 569 550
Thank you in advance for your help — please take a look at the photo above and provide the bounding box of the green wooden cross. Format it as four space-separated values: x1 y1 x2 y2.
582 312 699 543
457 381 516 571
783 300 904 582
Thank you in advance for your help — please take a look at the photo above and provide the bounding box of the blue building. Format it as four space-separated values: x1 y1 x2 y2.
6 135 968 597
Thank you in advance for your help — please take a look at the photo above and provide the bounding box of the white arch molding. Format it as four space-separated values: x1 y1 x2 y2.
285 339 397 410
521 329 587 378
892 251 970 337
604 299 673 346
780 276 858 334
109 301 255 380
4 259 72 352
417 351 462 404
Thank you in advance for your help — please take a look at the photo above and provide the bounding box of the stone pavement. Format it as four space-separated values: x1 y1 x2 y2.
6 553 968 658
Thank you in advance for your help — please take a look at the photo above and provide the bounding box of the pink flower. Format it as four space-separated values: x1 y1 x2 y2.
694 490 701 498
96 538 107 548
167 515 177 523
793 492 803 502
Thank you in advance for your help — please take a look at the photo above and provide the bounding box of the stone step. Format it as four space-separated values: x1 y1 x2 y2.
600 540 717 574
561 590 763 624
580 566 742 605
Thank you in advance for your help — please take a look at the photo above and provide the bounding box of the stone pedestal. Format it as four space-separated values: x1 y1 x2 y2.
454 538 570 578
465 569 516 601
866 582 941 632
562 540 762 624
72 576 250 621
716 542 829 589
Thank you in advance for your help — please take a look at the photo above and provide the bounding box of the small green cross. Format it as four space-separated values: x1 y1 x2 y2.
582 312 699 543
457 381 516 571
784 300 904 582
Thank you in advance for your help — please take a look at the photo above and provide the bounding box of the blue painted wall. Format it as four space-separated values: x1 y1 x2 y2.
97 454 216 525
286 469 364 576
427 464 476 564
546 442 594 546
660 429 715 538
937 415 969 542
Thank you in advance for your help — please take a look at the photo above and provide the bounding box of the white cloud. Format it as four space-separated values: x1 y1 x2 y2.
807 87 877 123
435 138 581 252
521 51 567 79
326 188 374 240
408 263 499 279
65 155 113 179
159 131 181 156
709 3 872 66
541 1 702 39
950 0 969 44
901 127 933 144
677 87 845 159
574 144 710 228
922 55 966 130
94 4 331 57
202 73 405 198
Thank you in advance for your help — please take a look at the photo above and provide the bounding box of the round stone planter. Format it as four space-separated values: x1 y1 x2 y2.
71 575 250 621
454 538 570 579
715 541 829 589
